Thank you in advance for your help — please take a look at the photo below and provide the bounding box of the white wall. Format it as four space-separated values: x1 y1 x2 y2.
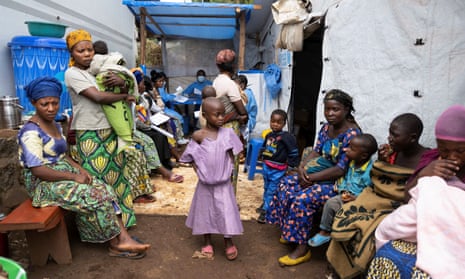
0 0 136 97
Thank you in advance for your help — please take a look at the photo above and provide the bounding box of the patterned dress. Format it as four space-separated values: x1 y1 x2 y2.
180 127 244 235
266 123 361 244
18 121 121 242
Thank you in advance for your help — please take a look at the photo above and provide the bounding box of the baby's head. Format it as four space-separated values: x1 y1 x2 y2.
235 75 248 90
388 113 423 152
270 109 287 133
202 97 225 127
201 86 216 99
93 40 108 55
346 134 378 164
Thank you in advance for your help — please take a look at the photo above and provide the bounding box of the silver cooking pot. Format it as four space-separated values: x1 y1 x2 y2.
0 96 24 129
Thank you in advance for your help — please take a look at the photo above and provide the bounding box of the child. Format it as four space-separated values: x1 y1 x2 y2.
308 133 378 246
179 97 243 261
197 85 216 128
257 109 300 223
235 75 258 140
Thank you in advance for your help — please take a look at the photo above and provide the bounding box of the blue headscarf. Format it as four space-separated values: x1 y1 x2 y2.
25 77 62 101
132 69 144 84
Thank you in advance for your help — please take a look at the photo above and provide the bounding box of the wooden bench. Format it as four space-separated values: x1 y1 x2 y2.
0 199 72 266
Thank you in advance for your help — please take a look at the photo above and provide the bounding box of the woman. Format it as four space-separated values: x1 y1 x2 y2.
367 105 465 279
64 29 136 228
267 89 361 266
17 77 150 259
212 49 249 191
181 69 213 131
132 69 184 183
327 113 429 279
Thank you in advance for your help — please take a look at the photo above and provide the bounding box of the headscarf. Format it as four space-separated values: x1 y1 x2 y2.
435 105 465 142
66 29 92 67
324 89 356 122
25 77 62 102
216 49 235 64
131 68 144 84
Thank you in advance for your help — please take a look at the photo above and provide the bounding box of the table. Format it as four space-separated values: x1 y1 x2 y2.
167 94 202 134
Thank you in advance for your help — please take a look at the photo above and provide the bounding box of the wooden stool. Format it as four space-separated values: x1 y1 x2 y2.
0 199 72 266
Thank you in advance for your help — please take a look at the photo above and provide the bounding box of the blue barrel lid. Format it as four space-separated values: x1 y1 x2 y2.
8 36 67 49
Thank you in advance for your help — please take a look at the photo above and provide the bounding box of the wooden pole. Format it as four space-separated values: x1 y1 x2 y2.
140 8 147 66
238 10 246 70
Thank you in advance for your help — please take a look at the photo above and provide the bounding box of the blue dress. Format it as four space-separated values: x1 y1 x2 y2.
266 123 361 244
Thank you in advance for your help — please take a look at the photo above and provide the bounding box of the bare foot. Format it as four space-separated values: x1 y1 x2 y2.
112 235 151 253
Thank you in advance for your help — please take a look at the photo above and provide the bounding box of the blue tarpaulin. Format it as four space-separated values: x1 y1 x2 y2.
123 1 254 40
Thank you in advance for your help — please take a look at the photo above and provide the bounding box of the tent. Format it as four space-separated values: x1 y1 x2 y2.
279 0 465 148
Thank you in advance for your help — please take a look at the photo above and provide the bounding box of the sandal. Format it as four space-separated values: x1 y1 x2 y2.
225 245 238 261
192 245 214 260
108 247 146 260
166 173 184 183
133 194 156 203
201 245 214 257
308 233 331 247
177 162 192 168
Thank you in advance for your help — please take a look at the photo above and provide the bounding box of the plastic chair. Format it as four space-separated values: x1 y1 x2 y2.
243 138 264 180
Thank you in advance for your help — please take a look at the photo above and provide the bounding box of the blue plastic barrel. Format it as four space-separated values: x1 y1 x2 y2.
8 36 71 119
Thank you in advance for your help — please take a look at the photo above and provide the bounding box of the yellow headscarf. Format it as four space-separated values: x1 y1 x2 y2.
66 29 92 67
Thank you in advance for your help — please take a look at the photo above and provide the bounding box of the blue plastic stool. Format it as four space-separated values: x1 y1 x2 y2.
244 138 264 180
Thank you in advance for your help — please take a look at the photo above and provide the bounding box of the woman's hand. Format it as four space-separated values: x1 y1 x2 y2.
417 158 460 180
378 144 393 162
298 166 313 187
74 172 92 184
103 72 125 87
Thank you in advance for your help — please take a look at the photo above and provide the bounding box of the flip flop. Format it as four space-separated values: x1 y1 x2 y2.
177 162 192 168
225 245 238 261
308 233 331 247
108 247 146 260
131 236 145 244
133 194 156 203
166 173 184 183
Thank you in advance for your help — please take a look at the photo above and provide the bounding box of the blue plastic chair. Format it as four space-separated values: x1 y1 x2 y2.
243 138 264 180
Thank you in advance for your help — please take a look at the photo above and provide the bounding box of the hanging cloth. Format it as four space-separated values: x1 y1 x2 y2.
264 64 281 99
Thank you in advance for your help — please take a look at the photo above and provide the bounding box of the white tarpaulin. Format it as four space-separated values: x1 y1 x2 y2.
240 50 293 139
312 0 465 148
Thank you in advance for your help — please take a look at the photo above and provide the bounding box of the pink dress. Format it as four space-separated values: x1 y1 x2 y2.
180 127 244 235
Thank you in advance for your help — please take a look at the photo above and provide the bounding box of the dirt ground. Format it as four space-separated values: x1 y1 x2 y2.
7 165 331 279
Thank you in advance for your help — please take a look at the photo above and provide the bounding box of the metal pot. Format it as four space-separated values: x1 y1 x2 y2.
0 96 24 129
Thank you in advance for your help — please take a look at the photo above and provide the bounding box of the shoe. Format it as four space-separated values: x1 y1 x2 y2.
279 237 289 245
108 247 146 260
255 203 264 213
308 233 331 247
278 251 311 267
201 245 214 257
177 138 190 145
257 212 266 224
225 245 238 261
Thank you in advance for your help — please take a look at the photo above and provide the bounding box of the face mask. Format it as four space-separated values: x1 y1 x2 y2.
197 76 205 83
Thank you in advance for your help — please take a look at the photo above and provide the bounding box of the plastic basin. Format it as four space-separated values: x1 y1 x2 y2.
25 21 67 38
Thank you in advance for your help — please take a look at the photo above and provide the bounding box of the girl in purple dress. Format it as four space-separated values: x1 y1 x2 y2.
180 97 243 261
